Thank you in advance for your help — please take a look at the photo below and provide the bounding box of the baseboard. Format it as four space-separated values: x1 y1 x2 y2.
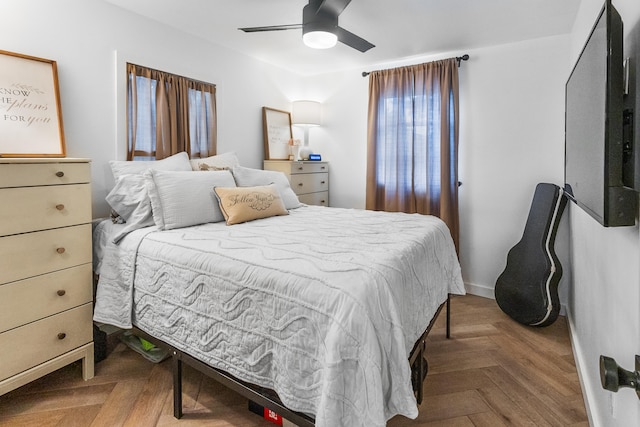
566 308 597 427
464 281 495 299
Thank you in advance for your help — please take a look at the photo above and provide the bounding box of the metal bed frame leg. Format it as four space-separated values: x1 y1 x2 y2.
446 293 451 339
172 351 183 419
416 340 426 405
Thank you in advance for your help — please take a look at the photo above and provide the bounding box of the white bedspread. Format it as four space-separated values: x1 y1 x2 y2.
94 205 464 427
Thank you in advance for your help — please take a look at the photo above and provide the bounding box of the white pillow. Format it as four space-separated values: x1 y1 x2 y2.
106 174 155 243
231 166 301 210
190 152 240 171
145 169 237 230
109 152 192 180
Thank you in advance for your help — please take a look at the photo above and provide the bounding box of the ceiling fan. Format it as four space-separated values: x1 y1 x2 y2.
238 0 375 52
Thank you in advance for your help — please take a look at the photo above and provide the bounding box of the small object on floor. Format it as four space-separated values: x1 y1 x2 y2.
139 337 155 351
118 331 170 363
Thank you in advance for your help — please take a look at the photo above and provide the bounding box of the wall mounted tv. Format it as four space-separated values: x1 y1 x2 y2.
564 0 637 227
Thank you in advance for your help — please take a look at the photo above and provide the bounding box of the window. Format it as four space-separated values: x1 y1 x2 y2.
127 63 217 160
366 58 460 250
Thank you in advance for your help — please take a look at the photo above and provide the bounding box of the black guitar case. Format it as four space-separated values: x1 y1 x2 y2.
495 183 567 327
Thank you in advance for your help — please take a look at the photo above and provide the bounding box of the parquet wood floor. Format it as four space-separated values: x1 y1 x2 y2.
0 295 589 426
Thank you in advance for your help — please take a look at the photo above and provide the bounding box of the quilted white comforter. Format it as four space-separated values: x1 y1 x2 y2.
94 205 464 427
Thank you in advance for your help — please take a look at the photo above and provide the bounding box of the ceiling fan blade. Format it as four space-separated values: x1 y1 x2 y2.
315 0 352 16
335 26 374 52
239 24 302 33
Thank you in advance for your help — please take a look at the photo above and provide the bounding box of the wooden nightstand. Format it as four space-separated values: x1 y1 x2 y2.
264 160 329 206
0 158 94 396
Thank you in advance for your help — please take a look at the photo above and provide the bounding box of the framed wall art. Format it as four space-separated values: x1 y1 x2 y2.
262 107 292 160
0 50 66 157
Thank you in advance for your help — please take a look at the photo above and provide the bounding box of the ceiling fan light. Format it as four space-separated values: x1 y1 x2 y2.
303 30 338 49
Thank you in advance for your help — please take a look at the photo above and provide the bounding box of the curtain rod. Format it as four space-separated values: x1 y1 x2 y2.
361 54 470 77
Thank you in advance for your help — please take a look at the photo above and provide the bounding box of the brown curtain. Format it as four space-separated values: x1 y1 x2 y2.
127 63 217 160
366 58 460 251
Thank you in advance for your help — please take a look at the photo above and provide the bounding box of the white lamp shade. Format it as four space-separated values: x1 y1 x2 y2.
292 100 321 126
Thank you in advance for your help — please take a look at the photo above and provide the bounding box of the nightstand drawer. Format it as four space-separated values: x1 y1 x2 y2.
0 184 91 237
0 224 92 285
290 161 328 174
290 173 329 195
299 191 329 207
0 303 93 382
0 162 90 189
0 264 93 333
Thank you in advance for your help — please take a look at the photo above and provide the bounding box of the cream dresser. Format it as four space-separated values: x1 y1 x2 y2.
263 160 329 206
0 158 94 396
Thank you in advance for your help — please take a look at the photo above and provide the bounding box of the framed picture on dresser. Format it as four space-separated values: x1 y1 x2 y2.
262 107 292 160
0 50 66 157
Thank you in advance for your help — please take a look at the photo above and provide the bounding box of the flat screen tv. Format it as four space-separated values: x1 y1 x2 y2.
564 0 637 227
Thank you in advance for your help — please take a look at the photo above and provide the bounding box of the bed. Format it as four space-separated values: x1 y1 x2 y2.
92 152 465 427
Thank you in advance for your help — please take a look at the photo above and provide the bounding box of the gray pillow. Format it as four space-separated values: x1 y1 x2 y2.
145 169 237 230
231 166 301 210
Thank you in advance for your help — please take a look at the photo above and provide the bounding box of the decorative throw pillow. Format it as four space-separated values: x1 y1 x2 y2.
213 184 288 225
109 151 192 180
190 151 240 171
231 166 301 210
198 164 229 171
145 169 237 230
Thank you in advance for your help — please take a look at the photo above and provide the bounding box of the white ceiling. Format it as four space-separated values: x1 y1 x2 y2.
104 0 581 75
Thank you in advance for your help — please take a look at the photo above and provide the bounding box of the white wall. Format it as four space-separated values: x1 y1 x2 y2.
455 37 570 298
1 0 305 217
295 70 370 209
566 1 640 426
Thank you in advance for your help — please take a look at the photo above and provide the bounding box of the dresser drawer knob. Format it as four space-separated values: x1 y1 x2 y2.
57 290 66 297
56 247 66 254
298 167 304 170
321 166 326 170
320 181 326 184
56 204 65 211
55 171 65 178
57 332 66 340
298 183 303 187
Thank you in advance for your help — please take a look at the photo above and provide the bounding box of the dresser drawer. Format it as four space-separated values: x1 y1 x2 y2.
0 162 90 189
0 184 91 237
0 303 93 382
264 161 329 175
0 264 92 333
298 191 329 207
290 173 329 195
0 224 92 285
289 161 328 174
